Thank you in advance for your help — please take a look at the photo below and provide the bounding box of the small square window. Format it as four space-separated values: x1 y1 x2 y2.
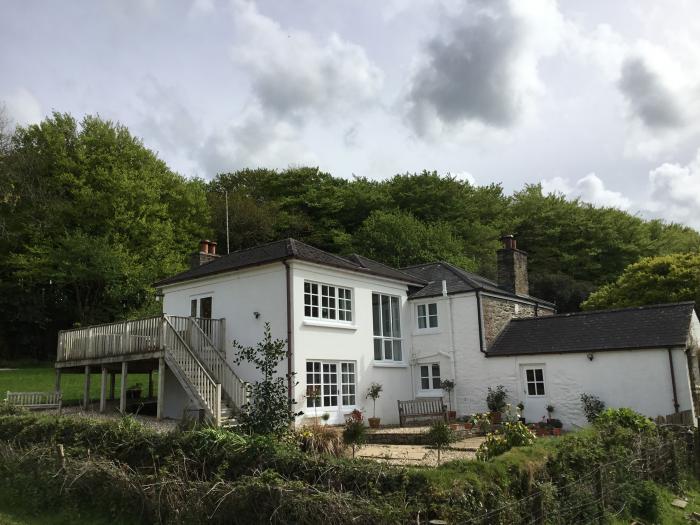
417 302 438 330
524 367 545 397
419 363 441 391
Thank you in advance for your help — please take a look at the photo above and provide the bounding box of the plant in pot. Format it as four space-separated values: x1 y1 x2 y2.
486 385 507 424
440 379 456 420
463 415 474 431
517 401 526 423
546 404 555 423
548 418 563 436
305 386 321 425
366 383 383 428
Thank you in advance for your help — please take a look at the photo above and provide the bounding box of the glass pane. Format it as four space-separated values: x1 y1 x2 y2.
391 296 401 337
420 365 428 378
304 305 311 317
384 340 393 360
418 316 426 329
428 303 437 316
393 340 402 361
429 314 438 328
306 362 313 372
432 364 440 378
372 294 381 336
536 383 545 396
526 369 534 381
535 369 543 381
381 295 391 337
200 297 212 319
421 378 429 389
417 304 426 317
527 383 536 395
190 299 197 317
432 377 441 389
374 339 382 360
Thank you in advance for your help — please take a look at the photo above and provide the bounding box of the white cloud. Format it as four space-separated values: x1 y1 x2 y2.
230 0 383 121
404 0 565 138
2 88 42 125
646 151 700 228
451 170 476 185
541 173 631 210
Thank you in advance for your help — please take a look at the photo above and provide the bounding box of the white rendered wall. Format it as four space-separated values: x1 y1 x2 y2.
161 263 288 386
162 366 198 419
289 260 413 425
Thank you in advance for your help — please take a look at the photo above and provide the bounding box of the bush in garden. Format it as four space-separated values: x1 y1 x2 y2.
427 421 456 465
342 410 366 459
476 422 536 461
486 385 508 413
580 393 605 422
296 424 345 457
594 408 655 433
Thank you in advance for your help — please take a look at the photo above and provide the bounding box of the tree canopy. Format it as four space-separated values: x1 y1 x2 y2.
582 253 700 311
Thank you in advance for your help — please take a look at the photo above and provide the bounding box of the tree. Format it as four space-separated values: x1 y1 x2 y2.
582 253 700 311
232 323 298 434
0 112 210 359
427 421 456 465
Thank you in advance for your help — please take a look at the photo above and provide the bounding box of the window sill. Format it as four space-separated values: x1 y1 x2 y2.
373 361 408 368
302 320 357 331
413 328 442 336
416 390 443 397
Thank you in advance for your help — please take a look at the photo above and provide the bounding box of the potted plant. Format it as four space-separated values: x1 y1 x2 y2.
536 417 548 437
486 385 508 424
546 404 555 423
440 379 456 421
366 383 383 428
517 401 526 423
548 418 563 436
463 415 474 431
306 386 321 425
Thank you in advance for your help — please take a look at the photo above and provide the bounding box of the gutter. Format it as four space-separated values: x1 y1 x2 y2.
668 347 680 413
284 260 294 404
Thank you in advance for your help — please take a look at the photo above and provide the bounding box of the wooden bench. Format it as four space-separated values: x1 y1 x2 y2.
5 391 62 414
397 398 446 427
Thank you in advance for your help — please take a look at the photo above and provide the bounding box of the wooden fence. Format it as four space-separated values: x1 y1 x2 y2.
655 409 694 426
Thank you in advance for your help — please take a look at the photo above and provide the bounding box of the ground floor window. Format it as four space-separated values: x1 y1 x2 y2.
420 363 441 390
524 367 545 396
306 360 356 408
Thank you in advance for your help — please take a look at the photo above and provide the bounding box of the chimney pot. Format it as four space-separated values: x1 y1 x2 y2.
199 239 209 254
501 234 516 250
209 241 218 255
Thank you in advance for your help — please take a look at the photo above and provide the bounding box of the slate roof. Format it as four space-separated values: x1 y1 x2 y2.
155 238 427 287
488 302 696 357
401 261 555 307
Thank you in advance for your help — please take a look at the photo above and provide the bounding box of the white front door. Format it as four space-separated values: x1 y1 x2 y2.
520 365 548 424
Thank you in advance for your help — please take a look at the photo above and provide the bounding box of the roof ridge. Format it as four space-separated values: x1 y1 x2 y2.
286 238 298 257
218 238 288 259
508 301 696 322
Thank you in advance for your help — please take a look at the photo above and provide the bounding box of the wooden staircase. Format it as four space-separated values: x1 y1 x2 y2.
57 315 248 427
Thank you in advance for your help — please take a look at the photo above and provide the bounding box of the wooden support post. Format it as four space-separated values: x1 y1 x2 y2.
54 368 61 393
109 373 115 400
148 370 153 399
83 365 91 410
157 357 165 420
100 367 108 413
120 361 128 414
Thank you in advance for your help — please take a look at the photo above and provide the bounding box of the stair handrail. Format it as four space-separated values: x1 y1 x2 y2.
180 316 249 410
162 317 221 425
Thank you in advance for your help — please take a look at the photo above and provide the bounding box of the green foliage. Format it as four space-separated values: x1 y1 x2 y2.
594 407 655 433
580 393 606 423
427 421 456 465
476 422 536 461
0 112 210 359
486 385 508 412
365 382 382 419
582 252 700 311
232 322 298 435
342 411 366 459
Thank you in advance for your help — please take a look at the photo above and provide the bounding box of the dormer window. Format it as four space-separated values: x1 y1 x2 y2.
417 303 438 329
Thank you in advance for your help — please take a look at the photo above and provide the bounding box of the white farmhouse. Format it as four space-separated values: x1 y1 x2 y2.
55 236 700 429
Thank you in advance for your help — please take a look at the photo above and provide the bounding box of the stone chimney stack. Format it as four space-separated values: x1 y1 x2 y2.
497 234 529 296
190 239 221 269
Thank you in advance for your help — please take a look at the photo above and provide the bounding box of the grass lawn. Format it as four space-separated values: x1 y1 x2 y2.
0 362 156 405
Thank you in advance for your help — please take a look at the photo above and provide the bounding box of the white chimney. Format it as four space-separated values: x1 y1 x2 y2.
442 279 448 297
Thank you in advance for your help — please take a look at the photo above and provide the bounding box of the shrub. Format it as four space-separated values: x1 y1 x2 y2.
476 422 535 461
297 425 345 457
342 413 366 459
427 421 456 465
594 408 655 433
486 385 507 412
580 393 605 422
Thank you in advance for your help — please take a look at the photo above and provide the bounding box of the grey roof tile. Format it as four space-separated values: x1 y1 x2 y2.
487 302 696 356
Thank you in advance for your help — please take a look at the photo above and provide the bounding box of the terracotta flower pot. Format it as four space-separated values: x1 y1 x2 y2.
368 417 381 429
552 428 562 437
464 423 473 430
450 423 460 431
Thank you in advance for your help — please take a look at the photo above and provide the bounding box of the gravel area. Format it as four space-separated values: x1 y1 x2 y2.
357 439 484 467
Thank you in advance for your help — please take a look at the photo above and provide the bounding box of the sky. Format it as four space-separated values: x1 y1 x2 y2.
2 0 700 228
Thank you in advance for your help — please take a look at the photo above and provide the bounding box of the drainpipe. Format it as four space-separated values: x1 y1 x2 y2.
284 261 294 403
668 347 680 413
447 289 458 414
476 290 485 353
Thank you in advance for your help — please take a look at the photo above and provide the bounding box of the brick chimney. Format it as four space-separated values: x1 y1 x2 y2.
497 235 529 296
190 239 221 268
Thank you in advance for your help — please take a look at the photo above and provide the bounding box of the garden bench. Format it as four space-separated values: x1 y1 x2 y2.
397 398 446 427
5 391 62 414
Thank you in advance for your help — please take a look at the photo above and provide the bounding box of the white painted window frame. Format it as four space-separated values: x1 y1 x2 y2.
306 359 357 410
418 363 442 396
303 280 353 323
415 301 440 333
523 366 546 397
372 292 403 363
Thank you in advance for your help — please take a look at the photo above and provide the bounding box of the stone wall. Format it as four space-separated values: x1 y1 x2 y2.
482 296 554 348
